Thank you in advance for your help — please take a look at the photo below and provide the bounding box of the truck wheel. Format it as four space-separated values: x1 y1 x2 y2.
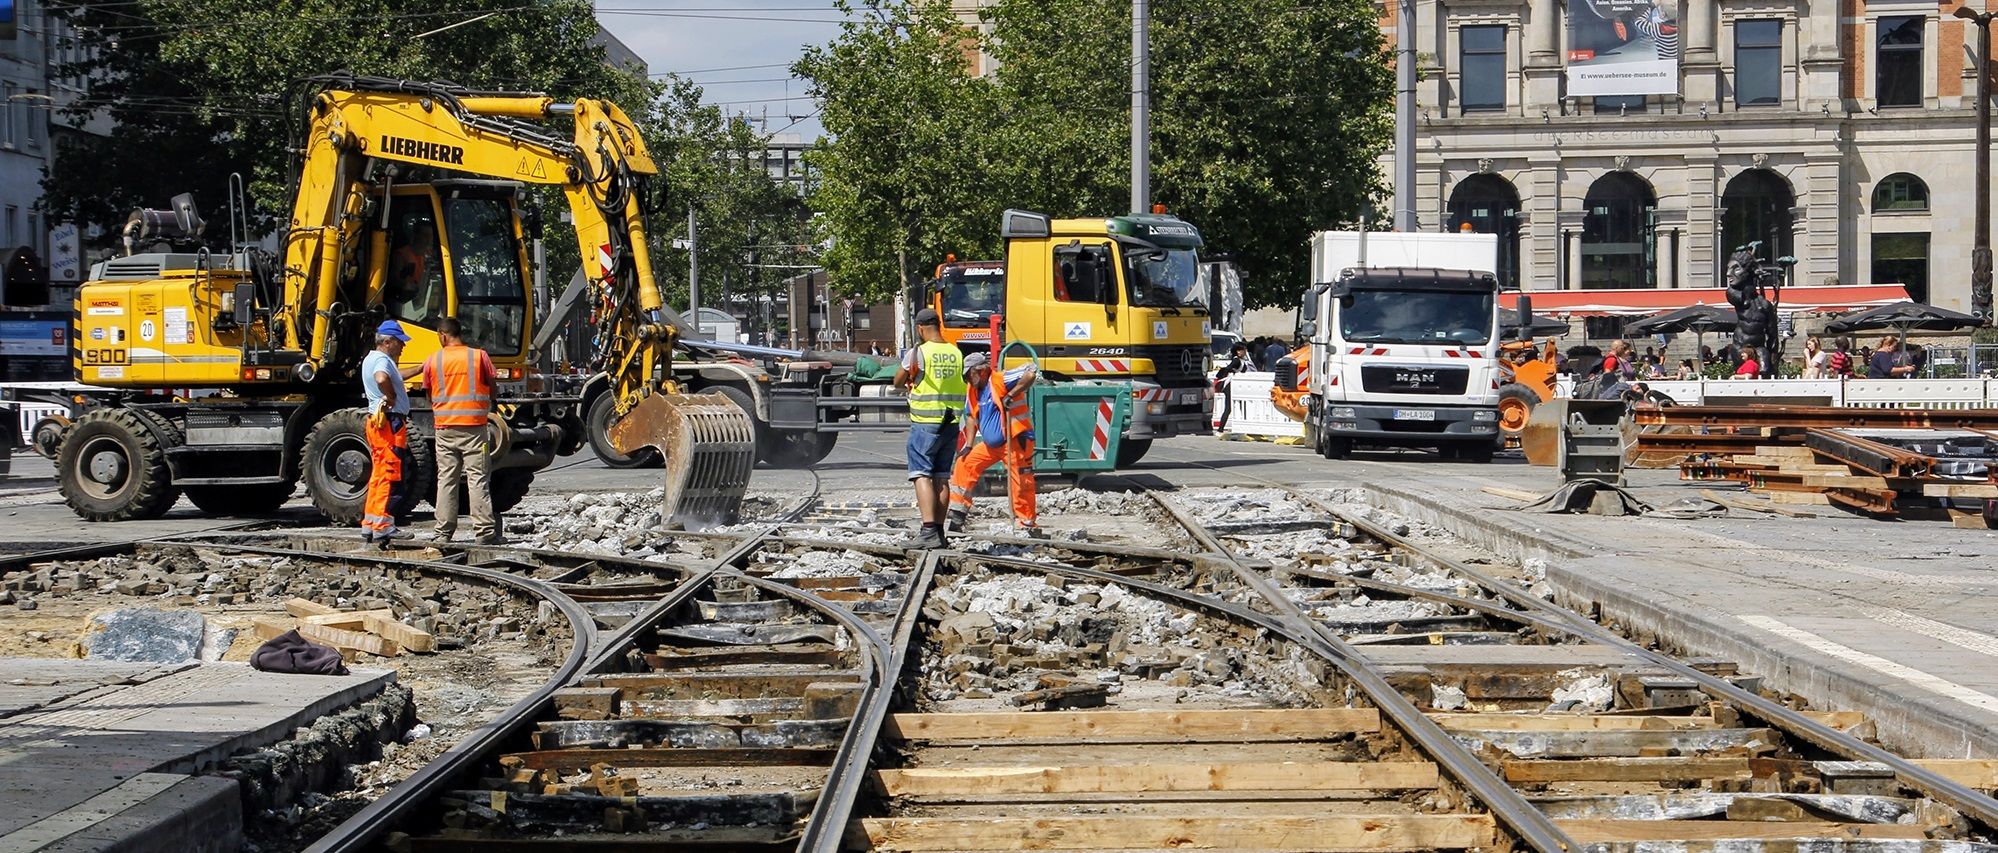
31 416 69 459
588 393 661 469
1114 438 1153 467
762 430 838 468
184 482 297 516
58 408 180 521
1496 383 1539 444
1321 435 1351 460
492 468 534 513
1456 442 1495 464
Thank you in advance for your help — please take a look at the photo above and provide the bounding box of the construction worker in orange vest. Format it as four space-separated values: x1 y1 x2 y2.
946 352 1043 537
419 317 502 544
361 320 421 548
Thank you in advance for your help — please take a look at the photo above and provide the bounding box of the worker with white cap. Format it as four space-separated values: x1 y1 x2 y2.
946 351 1042 536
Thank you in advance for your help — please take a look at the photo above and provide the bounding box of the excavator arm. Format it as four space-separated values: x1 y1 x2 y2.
281 77 753 526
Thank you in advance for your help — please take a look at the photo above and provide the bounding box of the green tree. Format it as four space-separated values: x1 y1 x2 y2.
794 0 1006 306
798 0 1391 309
42 0 654 239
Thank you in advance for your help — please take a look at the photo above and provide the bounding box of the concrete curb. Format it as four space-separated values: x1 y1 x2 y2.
1352 474 1998 759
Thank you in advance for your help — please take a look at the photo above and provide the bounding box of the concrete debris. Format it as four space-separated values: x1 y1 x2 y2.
1431 683 1468 711
768 549 878 579
82 607 231 662
1550 670 1615 712
1174 489 1315 527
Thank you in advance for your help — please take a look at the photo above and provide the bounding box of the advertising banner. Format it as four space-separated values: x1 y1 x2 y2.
0 319 66 357
47 223 80 283
1566 0 1681 97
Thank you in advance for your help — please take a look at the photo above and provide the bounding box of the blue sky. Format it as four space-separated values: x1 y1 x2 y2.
594 2 849 140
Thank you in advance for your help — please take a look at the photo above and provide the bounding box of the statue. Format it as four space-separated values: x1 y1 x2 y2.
1725 246 1783 378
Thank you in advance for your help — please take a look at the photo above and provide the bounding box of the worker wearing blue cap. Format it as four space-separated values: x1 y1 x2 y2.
361 320 420 547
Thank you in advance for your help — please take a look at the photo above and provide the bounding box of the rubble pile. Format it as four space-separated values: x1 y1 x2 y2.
508 490 720 560
919 569 1320 707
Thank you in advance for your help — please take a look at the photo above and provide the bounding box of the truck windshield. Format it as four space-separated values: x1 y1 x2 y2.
1339 290 1494 346
443 196 526 356
939 267 1004 326
1125 248 1205 309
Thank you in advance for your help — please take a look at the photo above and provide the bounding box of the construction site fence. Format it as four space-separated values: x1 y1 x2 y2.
1557 377 1998 410
1215 372 1304 439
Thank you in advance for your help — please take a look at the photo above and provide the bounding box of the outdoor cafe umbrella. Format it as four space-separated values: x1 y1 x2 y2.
1623 304 1738 367
1501 306 1571 341
1824 300 1983 367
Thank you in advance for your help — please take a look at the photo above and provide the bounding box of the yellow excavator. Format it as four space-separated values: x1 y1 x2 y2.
58 76 753 527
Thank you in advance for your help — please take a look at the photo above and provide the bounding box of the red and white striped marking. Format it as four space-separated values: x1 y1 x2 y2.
597 243 615 278
1347 346 1390 356
1131 387 1171 402
1440 349 1485 358
1073 359 1132 373
1088 398 1115 461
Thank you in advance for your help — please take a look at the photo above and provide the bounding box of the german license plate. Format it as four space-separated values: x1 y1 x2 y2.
1394 409 1436 421
1179 391 1201 405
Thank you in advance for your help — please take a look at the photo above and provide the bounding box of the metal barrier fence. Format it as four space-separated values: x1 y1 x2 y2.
1215 373 1303 439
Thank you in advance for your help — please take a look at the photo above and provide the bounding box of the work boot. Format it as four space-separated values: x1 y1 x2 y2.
945 508 970 533
1017 523 1048 540
475 532 508 546
903 524 946 550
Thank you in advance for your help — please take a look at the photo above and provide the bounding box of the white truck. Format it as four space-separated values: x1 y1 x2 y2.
1292 231 1505 462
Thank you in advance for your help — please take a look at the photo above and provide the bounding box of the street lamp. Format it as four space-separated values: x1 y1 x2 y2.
1955 5 1994 322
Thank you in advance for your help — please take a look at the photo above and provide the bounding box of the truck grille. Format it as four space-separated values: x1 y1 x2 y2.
1359 365 1469 395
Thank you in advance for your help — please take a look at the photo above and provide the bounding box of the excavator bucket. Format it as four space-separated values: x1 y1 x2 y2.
606 392 757 529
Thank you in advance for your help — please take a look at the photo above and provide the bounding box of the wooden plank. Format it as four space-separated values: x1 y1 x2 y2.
1913 758 1998 788
302 608 392 629
848 815 1496 851
283 597 339 618
362 613 435 653
1503 757 1751 783
1801 474 1890 489
1700 489 1817 519
251 616 296 640
1767 491 1833 506
872 761 1439 796
1755 445 1817 459
1925 483 1998 499
885 709 1380 742
1554 819 1925 842
297 622 400 657
500 747 835 774
1481 485 1541 502
1429 713 1716 732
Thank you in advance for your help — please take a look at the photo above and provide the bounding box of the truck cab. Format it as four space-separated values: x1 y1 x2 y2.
998 209 1213 464
1301 266 1503 461
926 259 1005 354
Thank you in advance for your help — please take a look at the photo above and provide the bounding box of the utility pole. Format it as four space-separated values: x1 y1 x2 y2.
687 204 701 327
1131 0 1150 214
1393 0 1416 231
1959 6 1995 321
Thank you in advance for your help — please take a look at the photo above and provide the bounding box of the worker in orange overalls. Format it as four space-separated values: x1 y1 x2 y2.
361 320 418 548
946 352 1043 537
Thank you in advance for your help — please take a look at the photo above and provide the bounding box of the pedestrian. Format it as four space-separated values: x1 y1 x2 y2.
1801 336 1828 379
419 317 502 545
1827 337 1854 378
1868 336 1913 378
1732 346 1761 379
1675 358 1699 380
361 320 418 548
892 307 965 549
1262 337 1289 373
946 352 1043 538
1642 354 1666 380
1215 343 1251 430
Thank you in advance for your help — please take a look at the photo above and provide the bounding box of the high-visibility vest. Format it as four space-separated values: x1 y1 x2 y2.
963 367 1032 444
423 344 495 428
908 341 966 425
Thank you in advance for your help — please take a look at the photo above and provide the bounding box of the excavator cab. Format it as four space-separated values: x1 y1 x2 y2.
376 182 533 377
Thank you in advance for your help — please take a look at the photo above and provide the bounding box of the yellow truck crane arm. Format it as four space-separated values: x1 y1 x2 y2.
283 77 752 527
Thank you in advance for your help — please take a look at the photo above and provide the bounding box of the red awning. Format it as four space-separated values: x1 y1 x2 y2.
1497 284 1910 317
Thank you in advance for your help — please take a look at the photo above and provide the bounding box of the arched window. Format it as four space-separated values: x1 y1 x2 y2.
1581 172 1657 289
1446 174 1522 290
1871 173 1930 212
1721 169 1796 262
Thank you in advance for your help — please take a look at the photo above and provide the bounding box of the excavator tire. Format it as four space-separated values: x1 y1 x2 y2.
492 468 535 514
185 482 297 516
1114 438 1153 468
763 430 838 468
58 408 182 522
607 390 756 529
588 393 661 469
31 415 69 459
303 408 423 526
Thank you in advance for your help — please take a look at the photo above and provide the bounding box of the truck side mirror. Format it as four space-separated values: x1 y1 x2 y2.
233 281 256 327
1298 321 1317 339
1516 293 1533 328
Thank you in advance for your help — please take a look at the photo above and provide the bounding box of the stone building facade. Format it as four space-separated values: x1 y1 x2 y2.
1390 0 1996 316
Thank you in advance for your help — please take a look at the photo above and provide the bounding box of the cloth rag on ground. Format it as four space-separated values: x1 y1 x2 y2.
1517 481 1654 516
250 629 349 675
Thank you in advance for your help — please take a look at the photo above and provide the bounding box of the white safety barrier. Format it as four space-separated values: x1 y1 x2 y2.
1215 372 1304 439
1556 376 1998 408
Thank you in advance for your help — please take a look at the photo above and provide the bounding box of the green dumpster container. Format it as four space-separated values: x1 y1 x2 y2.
998 341 1130 475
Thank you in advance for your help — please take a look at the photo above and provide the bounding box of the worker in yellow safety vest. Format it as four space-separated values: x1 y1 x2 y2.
946 351 1042 537
893 307 965 549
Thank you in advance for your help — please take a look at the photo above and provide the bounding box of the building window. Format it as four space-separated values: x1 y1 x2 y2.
1721 169 1795 263
1459 25 1506 113
1447 174 1522 290
0 83 14 147
1871 173 1930 211
1872 233 1930 303
1876 15 1924 108
1734 19 1782 107
1580 172 1658 289
1592 95 1647 114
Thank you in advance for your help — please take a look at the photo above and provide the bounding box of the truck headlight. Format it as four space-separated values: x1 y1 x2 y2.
1331 407 1357 419
1473 410 1497 421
